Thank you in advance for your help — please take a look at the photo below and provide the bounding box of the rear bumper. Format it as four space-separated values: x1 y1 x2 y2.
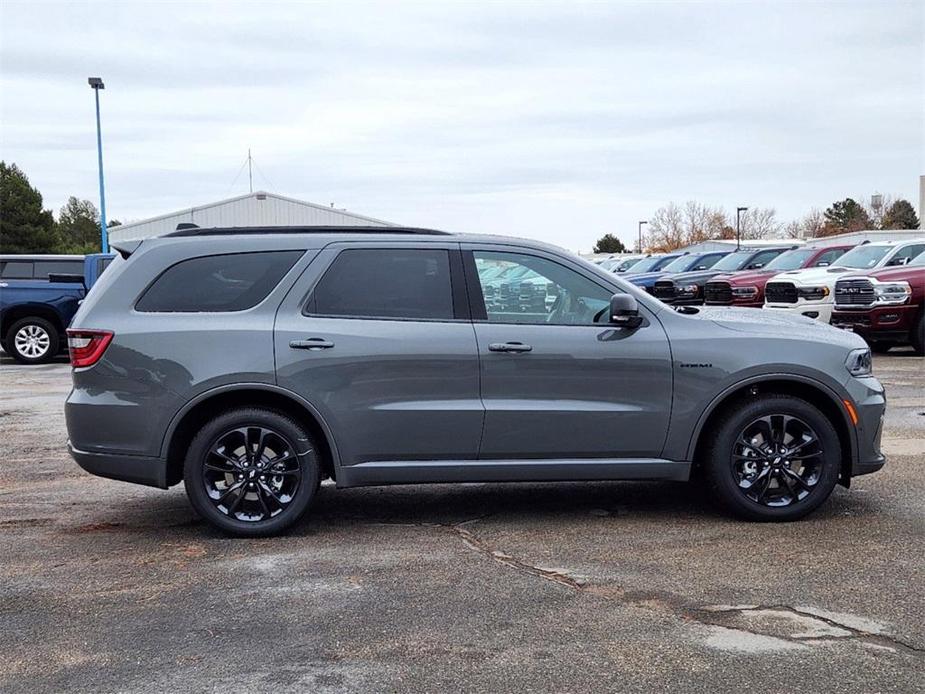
68 441 168 489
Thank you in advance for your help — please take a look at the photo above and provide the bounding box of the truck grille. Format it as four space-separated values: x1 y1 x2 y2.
704 281 733 304
834 278 875 307
765 281 798 304
652 280 677 301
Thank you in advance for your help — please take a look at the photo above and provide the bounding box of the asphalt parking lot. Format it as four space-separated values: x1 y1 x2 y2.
1 351 923 693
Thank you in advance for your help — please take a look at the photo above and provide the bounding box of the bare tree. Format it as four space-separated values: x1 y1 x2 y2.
739 207 781 239
646 202 686 252
645 201 730 251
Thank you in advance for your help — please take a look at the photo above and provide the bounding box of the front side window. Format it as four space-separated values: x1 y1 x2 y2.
473 251 612 325
308 248 454 320
136 251 302 312
887 244 925 266
747 249 784 269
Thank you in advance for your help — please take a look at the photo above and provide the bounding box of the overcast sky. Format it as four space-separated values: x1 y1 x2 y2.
1 1 922 250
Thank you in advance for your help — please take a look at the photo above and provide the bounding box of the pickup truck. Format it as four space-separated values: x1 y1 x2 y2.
703 245 852 308
830 250 925 355
0 253 114 364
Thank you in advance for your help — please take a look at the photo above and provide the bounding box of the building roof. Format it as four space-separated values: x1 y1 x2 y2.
108 191 398 241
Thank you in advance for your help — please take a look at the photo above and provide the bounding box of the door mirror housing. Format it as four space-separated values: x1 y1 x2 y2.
610 294 643 329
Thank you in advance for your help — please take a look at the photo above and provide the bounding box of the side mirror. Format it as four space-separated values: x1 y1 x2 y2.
610 294 643 329
748 263 764 270
887 256 909 266
816 261 830 267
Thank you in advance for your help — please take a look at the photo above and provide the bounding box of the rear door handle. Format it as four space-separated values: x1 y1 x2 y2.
290 338 335 350
488 342 533 353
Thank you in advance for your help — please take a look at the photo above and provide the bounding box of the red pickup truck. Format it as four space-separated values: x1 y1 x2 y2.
704 245 852 308
830 251 925 354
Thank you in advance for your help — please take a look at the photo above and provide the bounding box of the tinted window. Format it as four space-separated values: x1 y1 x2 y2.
1 261 33 279
813 248 846 266
99 257 114 274
746 249 784 269
309 249 454 320
474 251 612 325
136 251 302 312
34 260 85 279
887 244 925 266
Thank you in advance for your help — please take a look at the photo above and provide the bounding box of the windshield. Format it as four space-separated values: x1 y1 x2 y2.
613 257 643 272
626 255 674 273
764 249 815 271
835 245 892 269
660 255 698 273
710 251 753 272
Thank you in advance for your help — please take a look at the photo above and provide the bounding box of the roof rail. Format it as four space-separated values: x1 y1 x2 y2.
165 225 452 238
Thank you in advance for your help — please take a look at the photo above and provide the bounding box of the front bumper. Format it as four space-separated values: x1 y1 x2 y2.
68 441 168 489
844 375 887 478
831 305 918 343
765 301 835 323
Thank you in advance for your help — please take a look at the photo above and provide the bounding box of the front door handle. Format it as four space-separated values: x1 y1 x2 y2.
488 342 533 353
290 338 335 350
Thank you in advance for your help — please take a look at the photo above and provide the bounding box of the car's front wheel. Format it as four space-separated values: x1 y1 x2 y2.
704 394 841 521
183 407 321 536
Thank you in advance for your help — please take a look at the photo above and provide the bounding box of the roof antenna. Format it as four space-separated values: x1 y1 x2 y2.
248 148 253 193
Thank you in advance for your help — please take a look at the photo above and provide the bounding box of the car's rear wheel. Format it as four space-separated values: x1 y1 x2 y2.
704 394 841 521
183 407 320 537
5 317 59 364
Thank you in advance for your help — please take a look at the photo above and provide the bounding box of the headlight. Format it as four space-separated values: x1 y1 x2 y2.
678 284 700 295
845 347 872 377
874 281 912 305
731 285 759 297
798 285 830 300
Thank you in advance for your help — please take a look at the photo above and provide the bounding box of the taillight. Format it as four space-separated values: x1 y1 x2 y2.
66 329 113 368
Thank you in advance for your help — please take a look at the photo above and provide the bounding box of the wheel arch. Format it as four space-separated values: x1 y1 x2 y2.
161 384 340 487
688 375 857 486
1 305 66 342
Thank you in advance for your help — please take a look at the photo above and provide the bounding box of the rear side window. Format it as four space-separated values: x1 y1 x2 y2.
34 260 85 279
308 249 454 320
135 251 302 312
1 261 33 279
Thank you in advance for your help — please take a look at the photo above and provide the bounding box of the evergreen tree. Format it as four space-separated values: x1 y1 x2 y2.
0 162 58 253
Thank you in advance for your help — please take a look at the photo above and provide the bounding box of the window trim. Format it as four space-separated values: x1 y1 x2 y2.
462 248 628 328
300 247 469 323
133 250 304 314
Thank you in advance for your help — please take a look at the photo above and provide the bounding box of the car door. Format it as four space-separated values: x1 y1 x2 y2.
274 242 483 473
462 244 673 460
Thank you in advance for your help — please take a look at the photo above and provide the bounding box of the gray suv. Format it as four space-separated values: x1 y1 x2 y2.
65 226 886 536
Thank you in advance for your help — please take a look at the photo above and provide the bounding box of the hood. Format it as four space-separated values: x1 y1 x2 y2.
769 265 858 285
691 306 866 349
657 269 723 285
840 265 925 282
627 271 670 286
710 269 775 286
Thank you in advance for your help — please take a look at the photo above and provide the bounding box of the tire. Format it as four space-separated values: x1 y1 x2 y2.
870 342 895 354
4 317 59 364
183 407 321 537
911 312 924 356
703 394 841 522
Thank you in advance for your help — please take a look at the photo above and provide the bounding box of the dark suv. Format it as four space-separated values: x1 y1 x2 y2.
66 226 886 536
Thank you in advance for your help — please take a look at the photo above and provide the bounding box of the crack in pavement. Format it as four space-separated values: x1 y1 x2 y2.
368 516 923 658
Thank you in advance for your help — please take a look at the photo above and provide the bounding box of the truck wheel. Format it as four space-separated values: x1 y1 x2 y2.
911 312 924 356
4 317 59 364
183 407 321 537
704 394 841 521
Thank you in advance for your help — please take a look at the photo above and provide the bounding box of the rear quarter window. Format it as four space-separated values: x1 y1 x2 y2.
135 251 303 312
34 260 85 279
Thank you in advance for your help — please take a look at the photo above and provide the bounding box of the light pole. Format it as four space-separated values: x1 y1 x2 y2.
88 77 109 253
637 220 648 253
736 207 748 251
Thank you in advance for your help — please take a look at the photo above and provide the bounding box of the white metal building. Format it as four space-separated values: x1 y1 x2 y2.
108 191 397 242
808 228 924 247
